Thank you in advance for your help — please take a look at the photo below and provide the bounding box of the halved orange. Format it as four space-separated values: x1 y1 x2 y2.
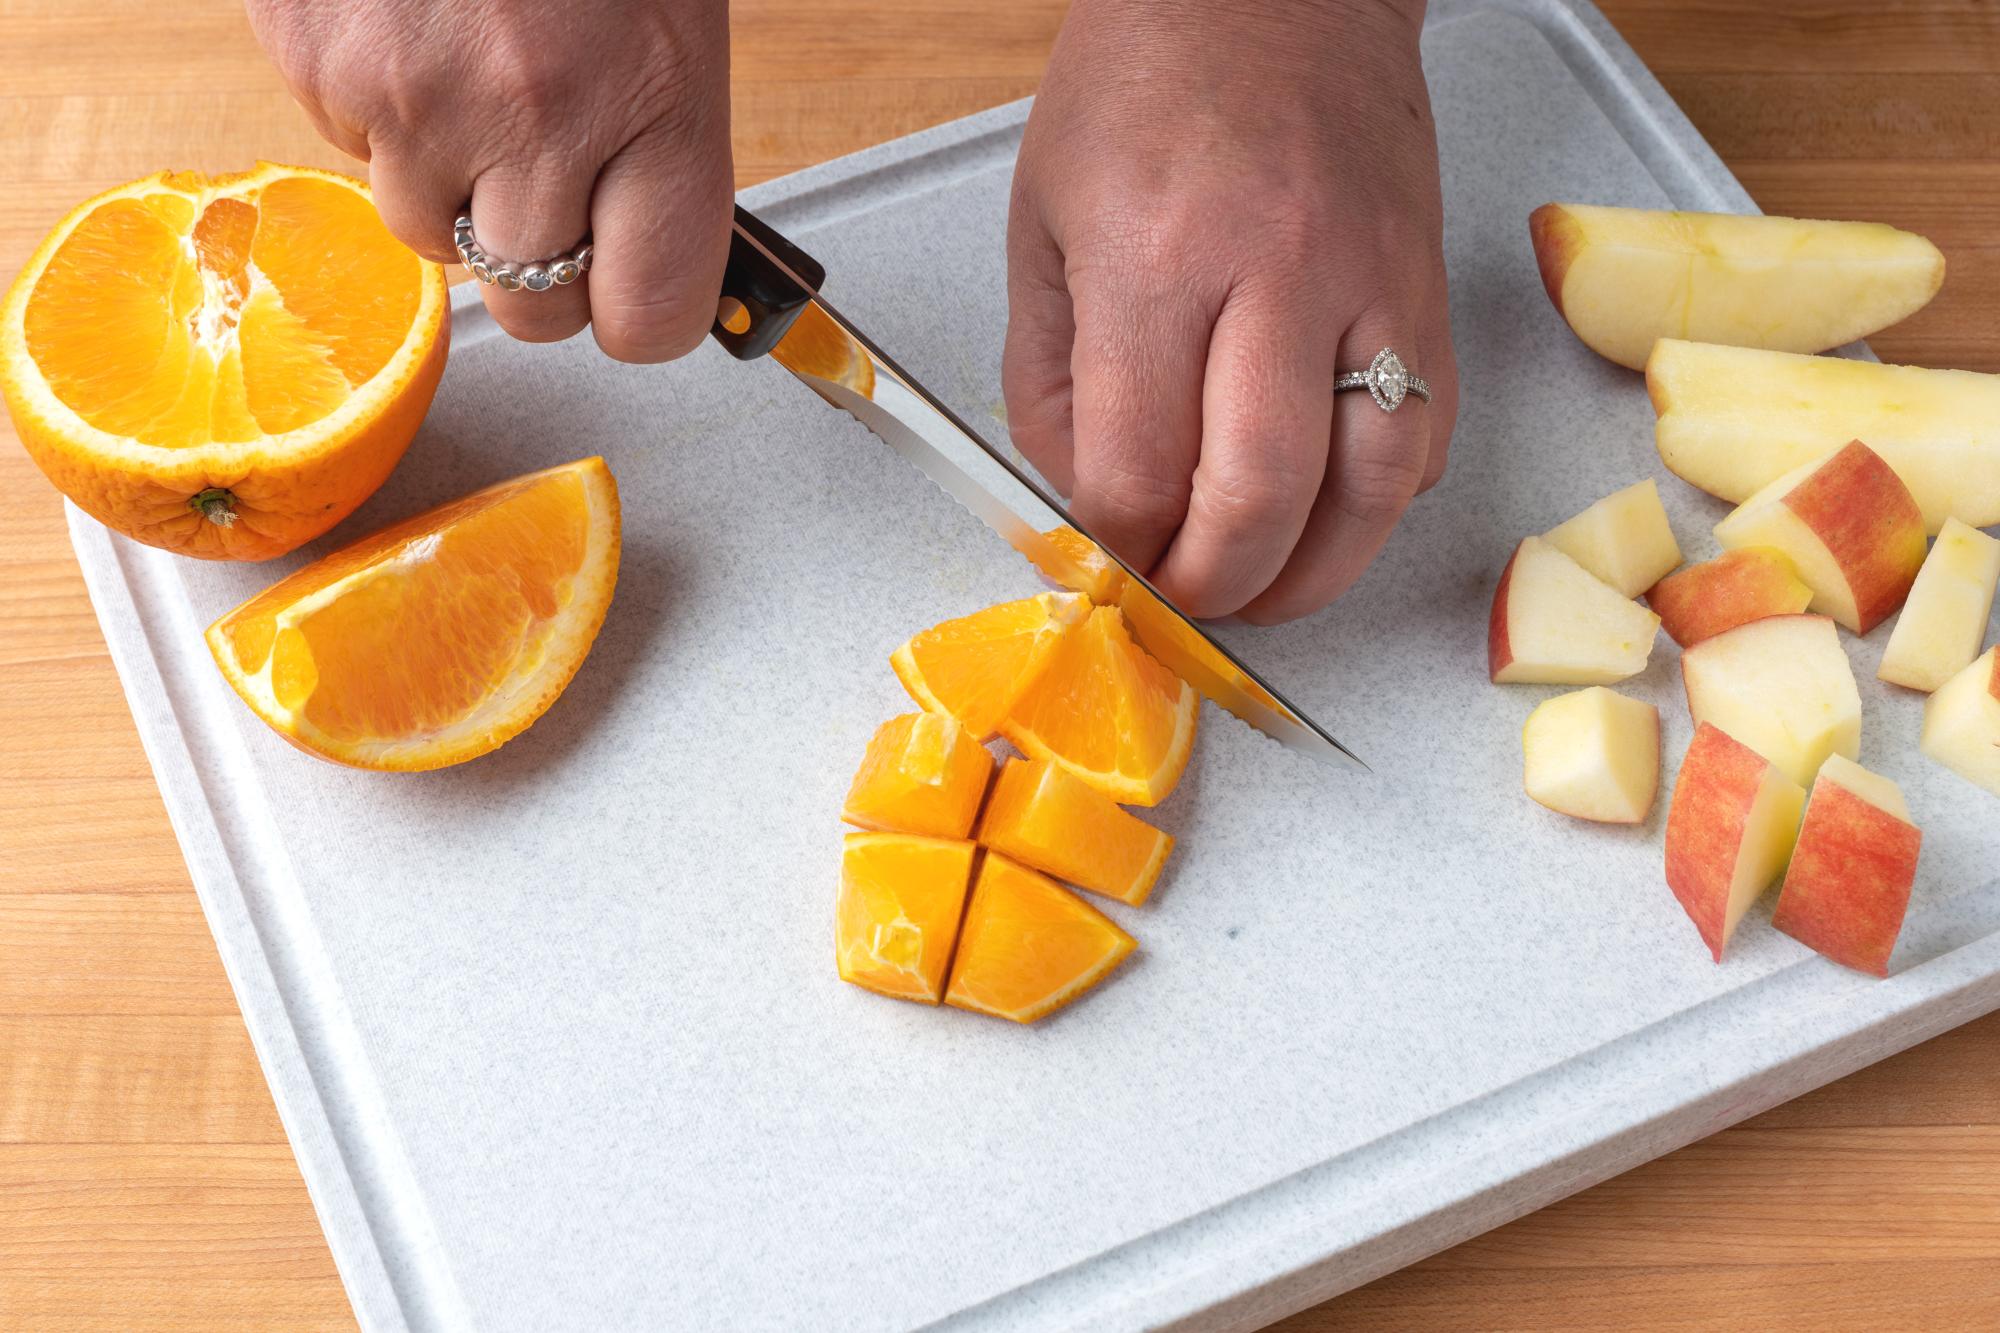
836 832 977 1004
891 591 1089 740
1031 525 1128 605
978 758 1174 907
944 853 1136 1023
205 457 620 770
1001 605 1197 806
841 712 995 840
1 163 448 560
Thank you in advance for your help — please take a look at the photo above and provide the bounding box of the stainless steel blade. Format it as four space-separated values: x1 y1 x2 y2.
767 298 1366 773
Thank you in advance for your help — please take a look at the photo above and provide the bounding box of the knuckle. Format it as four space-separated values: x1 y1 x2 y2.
591 280 709 363
1336 446 1424 524
1078 460 1189 538
1193 456 1313 534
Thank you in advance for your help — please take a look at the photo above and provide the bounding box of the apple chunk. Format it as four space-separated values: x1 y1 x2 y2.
1542 478 1683 597
1878 518 2000 692
1713 440 1927 634
1648 339 2000 533
1489 537 1660 685
1521 686 1660 823
1921 647 2000 799
1530 204 1943 371
1664 723 1807 961
1771 755 1922 977
1646 547 1813 648
1681 614 1862 788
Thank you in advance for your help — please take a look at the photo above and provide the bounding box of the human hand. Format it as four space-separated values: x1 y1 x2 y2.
245 0 734 361
1004 0 1458 623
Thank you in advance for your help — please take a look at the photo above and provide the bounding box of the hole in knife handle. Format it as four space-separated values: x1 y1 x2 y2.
716 297 751 335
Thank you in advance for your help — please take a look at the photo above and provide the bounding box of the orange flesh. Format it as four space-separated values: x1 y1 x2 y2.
214 464 596 747
1002 605 1196 806
841 712 996 840
944 853 1136 1023
892 592 1089 740
835 833 977 1004
978 758 1173 906
24 176 419 448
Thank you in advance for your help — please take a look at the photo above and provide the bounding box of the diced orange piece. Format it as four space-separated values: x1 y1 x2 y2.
891 592 1089 740
945 854 1137 1023
978 758 1173 906
1002 605 1197 807
841 712 995 839
1032 526 1128 605
835 833 976 1005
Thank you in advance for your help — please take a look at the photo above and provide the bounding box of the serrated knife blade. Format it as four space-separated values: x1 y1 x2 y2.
711 206 1364 772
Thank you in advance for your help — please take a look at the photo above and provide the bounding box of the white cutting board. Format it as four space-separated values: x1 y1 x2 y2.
67 1 2000 1329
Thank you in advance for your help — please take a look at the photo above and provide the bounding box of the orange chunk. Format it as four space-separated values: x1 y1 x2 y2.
1032 526 1128 605
1002 605 1197 806
836 833 977 1004
204 458 619 771
978 758 1173 906
945 853 1137 1023
891 591 1089 740
841 712 995 840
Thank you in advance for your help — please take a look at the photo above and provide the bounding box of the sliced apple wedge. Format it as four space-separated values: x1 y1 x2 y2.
1771 755 1922 977
1648 339 2000 533
1713 441 1928 634
1542 478 1683 597
1530 204 1943 371
1664 723 1807 962
1878 519 2000 692
1646 547 1814 648
1489 537 1661 685
1681 614 1861 788
1921 647 2000 799
1521 686 1660 823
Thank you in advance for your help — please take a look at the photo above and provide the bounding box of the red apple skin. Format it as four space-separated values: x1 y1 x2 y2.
1783 440 1929 634
1528 205 1583 318
1772 783 1922 977
1646 549 1813 648
1488 543 1521 681
1664 723 1773 962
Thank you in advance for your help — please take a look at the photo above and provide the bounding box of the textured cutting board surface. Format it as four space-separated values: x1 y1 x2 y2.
39 5 2000 1331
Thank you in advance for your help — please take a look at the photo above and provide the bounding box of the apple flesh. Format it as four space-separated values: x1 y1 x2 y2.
1878 518 2000 692
1771 755 1922 977
1921 647 2000 799
1648 339 2000 533
1542 478 1683 597
1530 204 1944 372
1712 440 1928 635
1489 537 1661 685
1664 723 1808 961
1646 547 1814 648
1521 686 1661 823
1681 614 1862 788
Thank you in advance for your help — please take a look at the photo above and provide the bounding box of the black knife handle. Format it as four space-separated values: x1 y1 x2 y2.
711 204 825 361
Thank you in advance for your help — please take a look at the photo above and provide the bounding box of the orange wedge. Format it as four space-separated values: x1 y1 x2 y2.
977 758 1174 906
836 833 977 1004
841 712 996 840
1 163 448 560
891 591 1090 740
945 853 1136 1023
1032 525 1128 605
205 457 620 770
1001 605 1197 806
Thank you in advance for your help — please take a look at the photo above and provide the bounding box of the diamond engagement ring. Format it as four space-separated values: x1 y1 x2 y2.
454 215 593 292
1334 348 1430 412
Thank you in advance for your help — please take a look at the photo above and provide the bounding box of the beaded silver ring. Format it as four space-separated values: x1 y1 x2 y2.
454 215 592 291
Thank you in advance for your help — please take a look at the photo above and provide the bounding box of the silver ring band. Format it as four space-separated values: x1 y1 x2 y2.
454 215 592 292
1334 347 1429 412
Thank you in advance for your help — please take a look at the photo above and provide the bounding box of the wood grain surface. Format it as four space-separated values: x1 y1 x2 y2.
2 2 1996 1328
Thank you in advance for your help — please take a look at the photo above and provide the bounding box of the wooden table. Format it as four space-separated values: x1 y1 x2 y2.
2 2 1995 1327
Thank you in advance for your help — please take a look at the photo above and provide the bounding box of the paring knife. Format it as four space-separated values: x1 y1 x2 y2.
710 204 1364 772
